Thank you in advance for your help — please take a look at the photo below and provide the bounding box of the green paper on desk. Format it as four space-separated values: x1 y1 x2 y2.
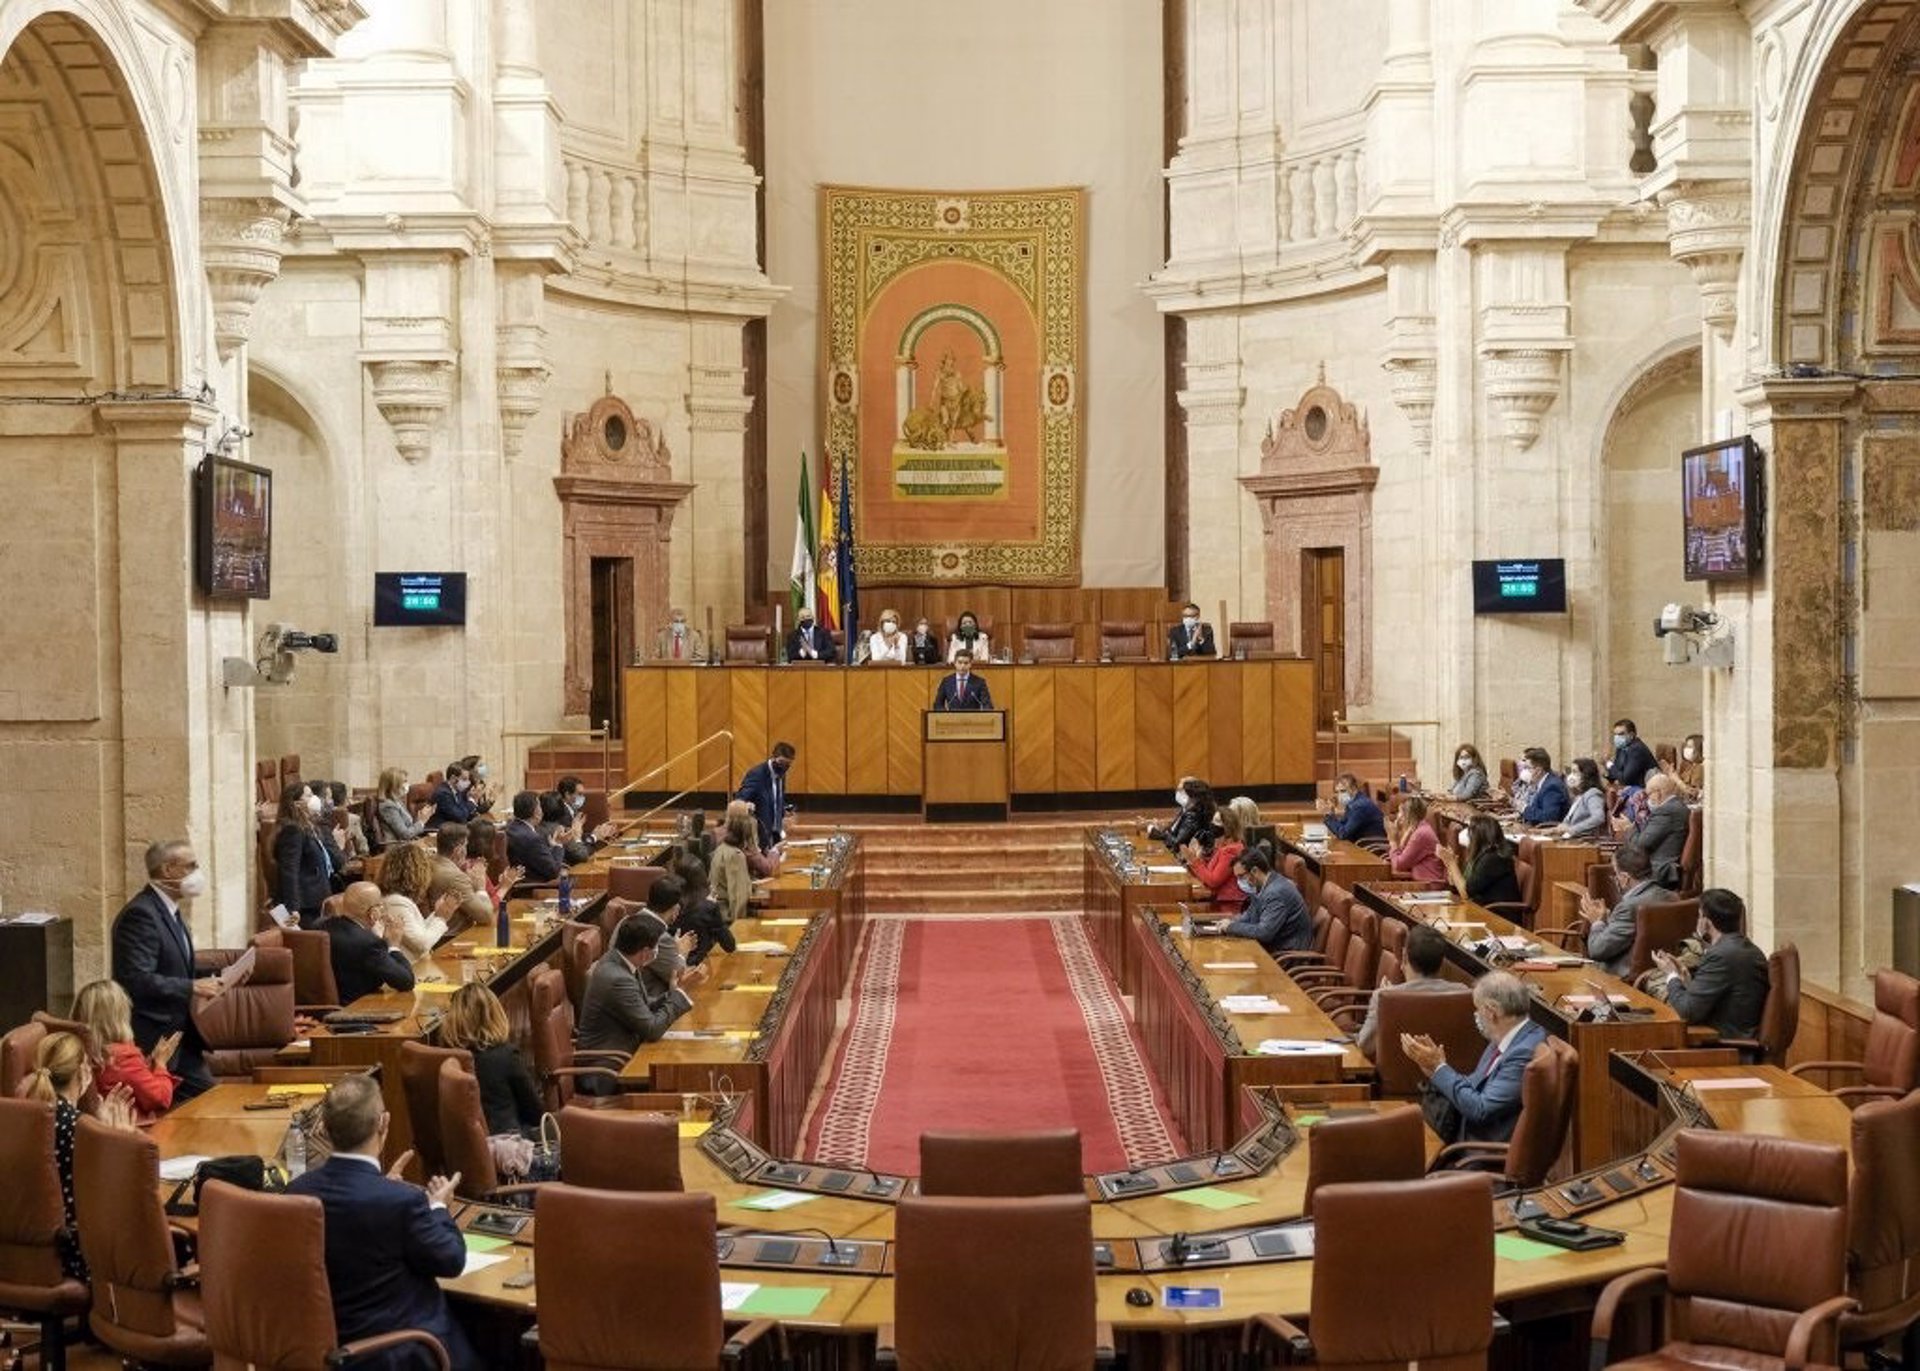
1292 1113 1327 1127
1166 1186 1258 1211
734 1285 831 1317
463 1233 511 1254
1494 1234 1567 1262
730 1189 820 1212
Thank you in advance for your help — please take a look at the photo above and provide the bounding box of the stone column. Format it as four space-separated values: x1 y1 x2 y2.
1177 311 1252 622
684 317 755 617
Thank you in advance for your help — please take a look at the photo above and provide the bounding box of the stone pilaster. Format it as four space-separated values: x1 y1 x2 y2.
1177 311 1251 622
683 317 755 617
1659 179 1751 342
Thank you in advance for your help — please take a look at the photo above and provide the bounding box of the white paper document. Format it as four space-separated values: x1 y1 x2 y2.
1686 1076 1773 1091
460 1252 510 1277
1202 961 1258 971
1255 1039 1345 1056
1146 865 1188 875
720 1282 760 1312
159 1155 210 1182
1219 995 1289 1015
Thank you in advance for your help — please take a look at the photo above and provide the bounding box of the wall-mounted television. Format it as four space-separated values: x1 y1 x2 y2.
195 455 272 599
374 572 467 627
1471 559 1567 614
1682 435 1763 582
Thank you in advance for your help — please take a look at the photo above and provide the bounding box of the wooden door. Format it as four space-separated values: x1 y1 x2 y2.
1300 548 1346 729
590 556 635 736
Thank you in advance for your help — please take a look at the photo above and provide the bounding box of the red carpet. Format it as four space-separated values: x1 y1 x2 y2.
800 916 1186 1175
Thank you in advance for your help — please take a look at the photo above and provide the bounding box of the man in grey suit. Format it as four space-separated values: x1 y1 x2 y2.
1355 924 1467 1057
1401 971 1546 1143
575 912 706 1093
1583 843 1669 977
1628 772 1691 888
1654 889 1770 1041
1195 849 1312 955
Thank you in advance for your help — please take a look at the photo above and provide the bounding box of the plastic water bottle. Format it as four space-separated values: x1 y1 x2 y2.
496 891 511 947
284 1118 307 1179
557 871 573 920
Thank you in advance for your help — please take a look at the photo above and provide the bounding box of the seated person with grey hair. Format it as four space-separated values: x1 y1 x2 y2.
1399 970 1546 1144
1582 842 1667 978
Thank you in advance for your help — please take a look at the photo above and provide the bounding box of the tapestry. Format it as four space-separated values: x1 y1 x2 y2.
821 185 1085 584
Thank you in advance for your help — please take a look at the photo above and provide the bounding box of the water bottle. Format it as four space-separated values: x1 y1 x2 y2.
496 891 511 947
557 871 573 920
284 1118 307 1179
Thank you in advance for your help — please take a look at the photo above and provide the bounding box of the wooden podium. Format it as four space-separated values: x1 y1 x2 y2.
923 709 1009 821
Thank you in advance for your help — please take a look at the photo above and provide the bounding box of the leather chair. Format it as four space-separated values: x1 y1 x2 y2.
1589 1130 1853 1370
918 1130 1085 1197
884 1194 1106 1369
1227 621 1275 657
605 863 665 906
556 1107 683 1191
1247 1172 1496 1368
722 625 772 663
1097 621 1148 660
1281 852 1320 914
1431 1037 1578 1188
0 1021 47 1099
70 1118 208 1366
279 754 301 790
191 945 296 1081
561 922 604 1015
1293 906 1380 1008
1587 862 1622 908
438 1058 542 1202
1791 968 1920 1104
254 759 279 807
1678 806 1704 896
528 966 626 1109
199 1181 450 1370
528 1187 778 1370
1721 943 1801 1067
398 1041 472 1179
405 781 435 812
1839 1088 1920 1362
1301 1104 1426 1217
1373 983 1479 1098
255 926 339 1011
1021 622 1077 662
1625 898 1701 980
1278 883 1352 974
0 1098 90 1371
1484 842 1542 930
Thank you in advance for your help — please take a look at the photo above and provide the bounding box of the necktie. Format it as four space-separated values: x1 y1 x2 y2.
672 631 682 660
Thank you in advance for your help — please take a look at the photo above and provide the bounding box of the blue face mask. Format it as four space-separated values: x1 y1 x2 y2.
1613 733 1628 748
1236 876 1256 896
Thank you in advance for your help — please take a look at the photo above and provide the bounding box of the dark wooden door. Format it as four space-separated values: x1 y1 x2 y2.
1300 548 1346 729
589 556 634 736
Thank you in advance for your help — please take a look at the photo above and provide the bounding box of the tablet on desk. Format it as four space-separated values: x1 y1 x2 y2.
1163 1286 1224 1310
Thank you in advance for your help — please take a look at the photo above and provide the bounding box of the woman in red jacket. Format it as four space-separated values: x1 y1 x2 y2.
1387 795 1448 883
73 979 181 1121
1182 806 1249 909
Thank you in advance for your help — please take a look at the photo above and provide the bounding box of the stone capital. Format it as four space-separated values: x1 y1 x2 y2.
200 197 293 360
1659 179 1751 340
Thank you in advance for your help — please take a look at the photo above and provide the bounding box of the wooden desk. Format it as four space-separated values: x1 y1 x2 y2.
1084 827 1197 996
923 708 1010 816
1274 823 1391 896
758 834 865 992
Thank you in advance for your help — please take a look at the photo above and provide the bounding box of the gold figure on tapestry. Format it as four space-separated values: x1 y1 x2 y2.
903 350 987 450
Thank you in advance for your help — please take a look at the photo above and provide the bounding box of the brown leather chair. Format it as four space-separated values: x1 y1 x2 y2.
1792 968 1920 1104
561 922 604 1015
1721 942 1801 1066
885 1194 1105 1369
191 945 296 1081
0 1021 48 1099
1589 1130 1853 1370
1279 883 1352 974
438 1057 542 1202
1294 906 1380 1008
1485 841 1542 929
255 926 339 1011
1248 1172 1496 1367
1020 622 1077 663
1227 621 1275 657
1431 1037 1578 1188
405 781 435 812
556 1107 683 1191
1301 1104 1426 1217
1281 852 1319 914
1587 861 1622 908
255 759 279 807
1624 898 1700 980
279 754 301 790
580 789 612 833
529 1186 778 1369
1097 621 1148 660
199 1181 450 1370
528 966 626 1109
723 625 772 663
605 863 665 906
1373 984 1480 1097
398 1040 472 1179
70 1117 208 1366
0 1098 90 1371
1678 806 1704 896
1839 1088 1920 1362
918 1130 1085 1198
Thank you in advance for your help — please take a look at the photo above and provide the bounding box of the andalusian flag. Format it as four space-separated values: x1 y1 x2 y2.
817 484 841 630
788 458 816 623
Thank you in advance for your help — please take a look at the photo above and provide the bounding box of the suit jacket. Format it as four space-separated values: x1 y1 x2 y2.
1630 798 1691 887
1221 874 1314 954
274 825 334 915
932 672 994 711
737 760 788 846
285 1157 475 1371
1166 622 1217 661
376 797 423 846
324 916 416 1006
1464 850 1523 906
109 886 209 1084
1428 1019 1548 1143
1356 977 1470 1058
1606 737 1660 790
506 818 563 883
576 950 692 1068
1585 878 1669 978
907 633 943 665
1519 773 1572 826
427 856 490 928
1561 787 1609 837
1665 933 1770 1041
1326 793 1387 845
428 782 476 829
786 623 838 662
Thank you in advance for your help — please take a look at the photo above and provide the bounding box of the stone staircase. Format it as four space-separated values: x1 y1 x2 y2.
792 816 1090 917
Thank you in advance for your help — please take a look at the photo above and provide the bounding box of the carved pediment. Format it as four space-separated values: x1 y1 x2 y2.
1259 367 1371 475
561 393 672 479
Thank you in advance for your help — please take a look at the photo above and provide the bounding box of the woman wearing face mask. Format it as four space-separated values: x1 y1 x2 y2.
1440 814 1523 906
1387 795 1447 882
1181 804 1247 908
460 754 497 814
1668 733 1705 801
273 780 336 929
1558 757 1609 838
374 767 425 846
868 609 909 665
946 610 991 665
907 617 942 665
1146 777 1215 852
1450 744 1489 800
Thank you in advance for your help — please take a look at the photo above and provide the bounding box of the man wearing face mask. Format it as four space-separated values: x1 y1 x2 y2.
1194 849 1312 954
429 762 478 829
1515 747 1570 825
1401 970 1546 1144
1166 602 1217 661
907 617 942 665
1602 718 1659 793
554 774 621 864
737 741 796 847
110 839 224 1101
933 649 994 711
659 607 703 662
1653 888 1770 1040
1321 771 1387 846
787 608 838 663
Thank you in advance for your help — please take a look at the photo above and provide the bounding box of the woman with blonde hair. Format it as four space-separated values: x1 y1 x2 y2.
375 766 425 845
867 608 909 664
375 841 453 958
18 1032 137 1281
438 984 548 1181
72 979 179 1120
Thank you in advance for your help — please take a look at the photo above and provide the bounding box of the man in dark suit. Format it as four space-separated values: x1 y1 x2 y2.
505 790 564 882
1628 772 1690 888
736 742 795 847
1515 747 1572 826
1603 718 1660 791
1402 971 1547 1143
428 763 477 830
110 839 223 1100
575 913 703 1093
1583 842 1668 977
786 609 838 663
932 650 994 711
1654 888 1770 1041
1323 771 1388 846
1166 601 1217 660
326 883 417 1005
1196 849 1312 954
287 1074 476 1370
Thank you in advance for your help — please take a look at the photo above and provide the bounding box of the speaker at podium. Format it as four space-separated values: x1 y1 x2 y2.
923 709 1009 822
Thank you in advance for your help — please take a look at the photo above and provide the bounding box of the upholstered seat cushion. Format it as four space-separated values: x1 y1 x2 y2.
92 1285 209 1366
1608 1346 1839 1371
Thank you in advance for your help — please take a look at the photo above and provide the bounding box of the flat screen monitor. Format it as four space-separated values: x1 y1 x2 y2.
1471 559 1566 614
374 572 467 627
195 456 272 599
1682 435 1762 581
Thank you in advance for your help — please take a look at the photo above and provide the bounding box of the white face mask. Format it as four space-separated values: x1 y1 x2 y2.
570 795 585 812
1457 756 1472 772
1457 829 1472 848
671 618 687 630
475 765 488 779
1334 789 1352 805
1613 733 1629 748
1682 745 1697 762
1174 789 1188 808
1517 766 1534 784
305 793 325 816
175 868 208 900
882 621 898 633
1182 615 1199 627
1565 773 1581 792
1473 1010 1497 1042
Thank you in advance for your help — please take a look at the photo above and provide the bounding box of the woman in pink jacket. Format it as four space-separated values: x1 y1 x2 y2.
1387 795 1447 883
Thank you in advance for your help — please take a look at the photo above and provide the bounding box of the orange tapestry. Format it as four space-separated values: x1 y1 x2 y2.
822 186 1084 584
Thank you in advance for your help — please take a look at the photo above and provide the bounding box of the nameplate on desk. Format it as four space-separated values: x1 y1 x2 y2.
924 710 1006 742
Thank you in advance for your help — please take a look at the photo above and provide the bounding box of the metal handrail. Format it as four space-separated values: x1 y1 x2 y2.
622 759 738 833
607 730 735 805
1330 714 1443 792
503 723 611 794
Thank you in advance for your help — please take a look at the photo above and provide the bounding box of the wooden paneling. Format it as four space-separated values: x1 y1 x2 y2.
727 670 768 791
766 671 809 792
1240 661 1275 785
1054 666 1099 792
664 669 700 791
803 673 848 794
1135 666 1175 790
1170 665 1210 783
695 670 731 792
623 670 668 789
1095 667 1137 791
1273 660 1315 783
844 673 890 794
1207 661 1243 786
887 670 932 795
1011 666 1057 793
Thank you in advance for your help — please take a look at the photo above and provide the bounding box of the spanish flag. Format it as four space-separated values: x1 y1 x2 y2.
816 485 840 630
